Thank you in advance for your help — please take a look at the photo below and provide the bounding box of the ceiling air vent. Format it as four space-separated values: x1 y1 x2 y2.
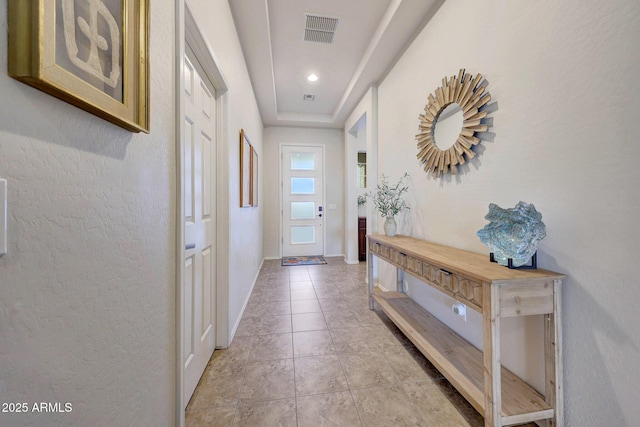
303 94 316 101
303 13 339 44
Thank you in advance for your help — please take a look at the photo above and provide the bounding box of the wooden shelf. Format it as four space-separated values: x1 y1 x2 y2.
373 291 553 422
367 234 565 427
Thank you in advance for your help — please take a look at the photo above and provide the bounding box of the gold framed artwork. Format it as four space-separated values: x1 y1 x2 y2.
250 146 258 206
240 129 252 207
8 0 150 133
240 129 259 207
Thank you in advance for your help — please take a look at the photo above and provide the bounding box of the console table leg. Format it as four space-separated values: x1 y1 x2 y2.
368 245 375 310
544 279 564 426
397 268 404 293
483 282 502 427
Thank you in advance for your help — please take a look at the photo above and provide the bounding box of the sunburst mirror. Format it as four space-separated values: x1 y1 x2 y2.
416 69 492 177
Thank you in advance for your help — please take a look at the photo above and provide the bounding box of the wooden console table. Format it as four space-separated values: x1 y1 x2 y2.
367 234 565 427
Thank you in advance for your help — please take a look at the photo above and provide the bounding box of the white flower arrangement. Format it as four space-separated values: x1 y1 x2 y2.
367 173 410 218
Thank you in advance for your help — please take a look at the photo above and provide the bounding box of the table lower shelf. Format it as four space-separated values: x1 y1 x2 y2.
372 291 553 425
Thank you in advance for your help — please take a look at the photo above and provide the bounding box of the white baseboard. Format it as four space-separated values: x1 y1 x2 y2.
228 258 264 344
264 254 345 260
376 282 390 292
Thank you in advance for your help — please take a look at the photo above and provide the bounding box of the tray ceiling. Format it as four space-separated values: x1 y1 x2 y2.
229 0 443 128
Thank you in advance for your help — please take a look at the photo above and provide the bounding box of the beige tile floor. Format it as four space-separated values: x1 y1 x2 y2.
186 257 536 427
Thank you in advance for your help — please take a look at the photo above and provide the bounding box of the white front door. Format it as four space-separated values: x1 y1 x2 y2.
282 145 324 257
183 54 216 406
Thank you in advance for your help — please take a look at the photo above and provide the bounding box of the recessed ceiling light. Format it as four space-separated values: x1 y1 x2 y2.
307 73 319 82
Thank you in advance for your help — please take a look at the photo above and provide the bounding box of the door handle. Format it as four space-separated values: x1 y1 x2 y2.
185 243 196 250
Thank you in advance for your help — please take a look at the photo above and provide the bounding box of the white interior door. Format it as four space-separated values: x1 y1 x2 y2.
183 54 216 406
282 145 324 257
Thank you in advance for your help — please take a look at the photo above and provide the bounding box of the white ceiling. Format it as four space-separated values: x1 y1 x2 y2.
228 0 444 129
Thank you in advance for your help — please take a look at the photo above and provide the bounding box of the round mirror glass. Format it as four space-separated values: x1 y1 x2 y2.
433 103 464 150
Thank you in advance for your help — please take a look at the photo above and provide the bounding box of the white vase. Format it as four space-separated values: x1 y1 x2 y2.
384 217 397 236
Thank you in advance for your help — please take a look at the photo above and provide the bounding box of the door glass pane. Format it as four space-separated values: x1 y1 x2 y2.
291 178 315 194
291 202 315 219
291 226 315 244
291 152 315 170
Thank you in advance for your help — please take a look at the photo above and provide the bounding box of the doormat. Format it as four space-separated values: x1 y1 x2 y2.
281 256 327 266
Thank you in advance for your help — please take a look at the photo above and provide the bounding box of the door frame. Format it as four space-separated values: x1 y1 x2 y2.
344 87 378 281
175 2 230 425
279 143 326 258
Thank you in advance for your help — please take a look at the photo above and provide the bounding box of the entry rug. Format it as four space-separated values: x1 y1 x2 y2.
281 255 327 266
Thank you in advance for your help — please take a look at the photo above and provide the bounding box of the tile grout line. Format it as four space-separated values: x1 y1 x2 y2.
326 280 366 427
189 260 464 426
288 271 301 427
231 319 256 424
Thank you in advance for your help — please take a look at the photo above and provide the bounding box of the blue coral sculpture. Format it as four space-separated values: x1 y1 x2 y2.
477 201 546 267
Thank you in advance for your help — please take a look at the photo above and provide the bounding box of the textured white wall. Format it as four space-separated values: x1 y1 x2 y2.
346 87 379 237
345 88 378 263
0 1 176 426
185 0 264 340
375 0 640 424
263 127 344 259
187 0 265 342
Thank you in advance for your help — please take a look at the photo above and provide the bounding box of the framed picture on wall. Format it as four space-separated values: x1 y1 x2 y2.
8 0 150 133
240 129 252 207
250 146 258 206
